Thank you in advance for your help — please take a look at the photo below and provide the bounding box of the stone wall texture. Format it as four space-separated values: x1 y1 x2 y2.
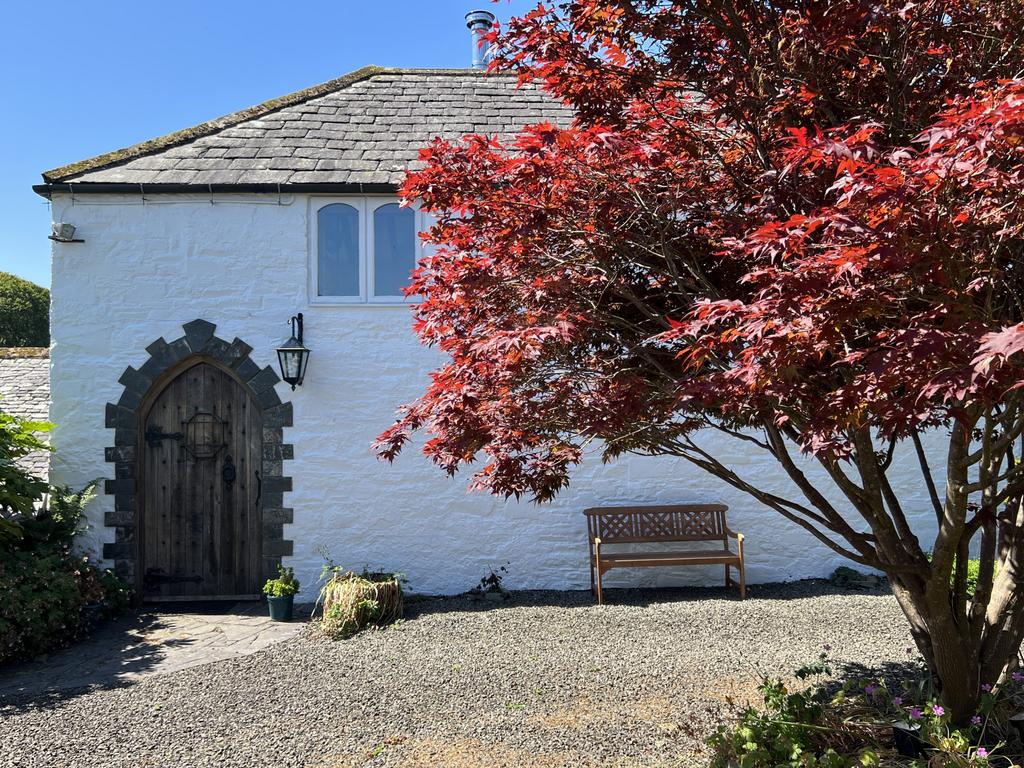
48 192 947 599
0 348 50 479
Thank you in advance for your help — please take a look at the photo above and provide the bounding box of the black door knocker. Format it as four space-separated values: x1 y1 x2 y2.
222 455 237 488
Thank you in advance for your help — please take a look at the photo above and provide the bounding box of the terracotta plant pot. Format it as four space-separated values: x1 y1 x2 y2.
266 594 294 622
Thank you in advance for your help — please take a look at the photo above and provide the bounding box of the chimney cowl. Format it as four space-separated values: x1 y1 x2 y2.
465 9 497 70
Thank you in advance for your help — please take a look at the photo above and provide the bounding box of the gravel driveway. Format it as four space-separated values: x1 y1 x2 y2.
1 581 913 768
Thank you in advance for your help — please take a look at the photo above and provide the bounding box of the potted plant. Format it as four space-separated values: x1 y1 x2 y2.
263 565 299 622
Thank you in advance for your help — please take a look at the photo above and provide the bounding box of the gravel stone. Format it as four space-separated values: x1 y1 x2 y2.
0 581 913 768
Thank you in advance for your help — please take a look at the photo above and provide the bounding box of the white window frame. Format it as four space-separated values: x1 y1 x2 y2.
309 195 424 306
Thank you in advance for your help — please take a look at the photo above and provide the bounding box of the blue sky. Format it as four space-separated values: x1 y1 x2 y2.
0 0 536 288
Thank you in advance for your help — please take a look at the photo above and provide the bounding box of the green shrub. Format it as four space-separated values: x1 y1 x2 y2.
98 568 133 618
0 548 83 661
0 272 49 348
710 678 868 767
0 406 51 531
709 650 1013 767
0 476 132 663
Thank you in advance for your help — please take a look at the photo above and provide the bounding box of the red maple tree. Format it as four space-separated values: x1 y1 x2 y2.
376 0 1024 720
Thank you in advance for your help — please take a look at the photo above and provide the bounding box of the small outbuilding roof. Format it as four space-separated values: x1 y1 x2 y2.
36 67 572 196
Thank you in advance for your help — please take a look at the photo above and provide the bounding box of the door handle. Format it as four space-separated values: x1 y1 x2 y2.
222 455 237 487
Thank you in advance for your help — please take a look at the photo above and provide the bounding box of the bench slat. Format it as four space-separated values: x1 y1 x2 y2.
593 549 740 567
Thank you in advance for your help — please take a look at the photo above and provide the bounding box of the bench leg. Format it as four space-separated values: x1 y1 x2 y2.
724 563 731 588
738 559 746 600
589 558 596 596
595 565 605 605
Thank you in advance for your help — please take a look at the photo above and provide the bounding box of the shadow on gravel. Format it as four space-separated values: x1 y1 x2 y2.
837 659 927 688
0 601 312 716
404 578 889 620
0 611 179 715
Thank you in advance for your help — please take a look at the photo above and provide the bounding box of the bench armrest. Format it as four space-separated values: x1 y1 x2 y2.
726 529 744 542
593 537 602 546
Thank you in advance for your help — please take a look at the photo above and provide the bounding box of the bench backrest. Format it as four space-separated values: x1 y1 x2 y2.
584 504 729 545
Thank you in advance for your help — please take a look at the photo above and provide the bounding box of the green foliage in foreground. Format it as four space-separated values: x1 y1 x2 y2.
0 407 51 543
0 482 134 663
0 272 49 348
709 651 1017 768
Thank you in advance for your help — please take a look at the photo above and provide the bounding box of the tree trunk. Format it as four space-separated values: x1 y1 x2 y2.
892 571 1024 724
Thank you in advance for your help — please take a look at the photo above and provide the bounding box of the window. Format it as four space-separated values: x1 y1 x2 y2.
317 203 360 298
311 197 424 304
373 203 417 298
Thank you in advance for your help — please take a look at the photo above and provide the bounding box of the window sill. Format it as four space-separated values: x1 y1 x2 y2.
308 299 417 308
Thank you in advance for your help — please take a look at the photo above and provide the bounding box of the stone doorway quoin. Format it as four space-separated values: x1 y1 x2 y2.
103 319 294 600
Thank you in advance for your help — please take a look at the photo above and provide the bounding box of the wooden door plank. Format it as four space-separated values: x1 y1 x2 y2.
249 396 263 593
215 364 233 595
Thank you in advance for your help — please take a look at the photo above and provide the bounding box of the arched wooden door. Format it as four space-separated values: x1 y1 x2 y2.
139 360 263 600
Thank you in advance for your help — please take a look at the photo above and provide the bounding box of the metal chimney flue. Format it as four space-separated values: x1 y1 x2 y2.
465 9 496 70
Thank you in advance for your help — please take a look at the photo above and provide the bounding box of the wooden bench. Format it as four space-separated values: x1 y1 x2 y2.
585 504 746 604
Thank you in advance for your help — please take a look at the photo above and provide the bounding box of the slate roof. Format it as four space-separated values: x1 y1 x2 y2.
0 349 50 480
38 67 573 191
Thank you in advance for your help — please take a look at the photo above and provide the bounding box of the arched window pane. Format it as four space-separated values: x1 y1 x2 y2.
373 203 416 297
318 204 359 297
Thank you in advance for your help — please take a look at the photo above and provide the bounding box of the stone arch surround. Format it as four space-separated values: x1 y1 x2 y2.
102 319 294 588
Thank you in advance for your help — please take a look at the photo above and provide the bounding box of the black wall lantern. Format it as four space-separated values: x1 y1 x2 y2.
276 313 310 390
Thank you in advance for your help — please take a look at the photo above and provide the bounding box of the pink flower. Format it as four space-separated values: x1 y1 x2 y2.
1013 671 1024 682
865 683 878 696
892 697 903 706
978 747 988 759
910 707 923 719
981 684 992 692
932 705 945 717
971 715 982 725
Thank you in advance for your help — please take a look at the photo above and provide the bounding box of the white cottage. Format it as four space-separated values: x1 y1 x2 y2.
35 23 942 601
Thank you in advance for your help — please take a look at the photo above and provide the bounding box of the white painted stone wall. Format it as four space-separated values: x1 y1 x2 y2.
48 192 946 599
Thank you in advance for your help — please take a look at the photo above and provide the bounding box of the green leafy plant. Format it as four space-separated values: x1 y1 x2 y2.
0 476 130 663
262 565 299 597
794 649 834 681
710 649 1024 767
97 567 133 618
0 548 82 662
0 405 51 535
469 562 511 599
0 272 49 348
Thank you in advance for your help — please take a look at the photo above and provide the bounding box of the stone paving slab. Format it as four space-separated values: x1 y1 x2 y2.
0 602 308 703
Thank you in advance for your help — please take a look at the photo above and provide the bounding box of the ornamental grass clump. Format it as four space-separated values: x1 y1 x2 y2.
316 566 403 640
